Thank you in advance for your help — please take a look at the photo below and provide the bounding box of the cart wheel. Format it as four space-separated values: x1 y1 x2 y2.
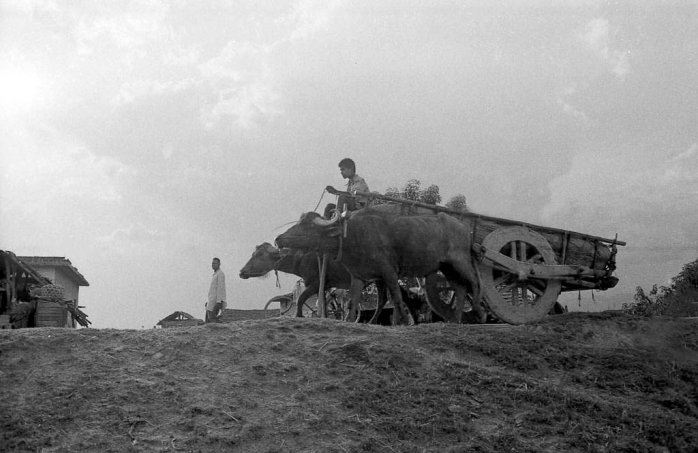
264 295 294 318
478 226 562 324
303 295 320 318
421 273 479 323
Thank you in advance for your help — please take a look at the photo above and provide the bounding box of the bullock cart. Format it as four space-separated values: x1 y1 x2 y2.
327 187 625 325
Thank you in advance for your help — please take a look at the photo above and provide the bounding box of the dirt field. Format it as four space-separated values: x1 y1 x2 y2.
1 311 697 452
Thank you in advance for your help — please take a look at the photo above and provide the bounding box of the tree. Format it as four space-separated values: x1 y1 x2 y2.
667 258 698 295
445 194 468 212
623 257 698 317
376 179 442 206
402 179 421 201
420 184 441 205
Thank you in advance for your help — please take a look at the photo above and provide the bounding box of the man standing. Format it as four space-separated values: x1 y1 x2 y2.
206 257 227 323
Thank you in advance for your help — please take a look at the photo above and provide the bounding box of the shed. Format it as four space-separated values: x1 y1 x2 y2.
157 311 204 328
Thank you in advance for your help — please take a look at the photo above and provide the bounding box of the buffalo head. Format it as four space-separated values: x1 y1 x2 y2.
239 242 281 279
275 211 341 251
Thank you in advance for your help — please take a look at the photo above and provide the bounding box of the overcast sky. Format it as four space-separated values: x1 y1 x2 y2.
1 1 696 328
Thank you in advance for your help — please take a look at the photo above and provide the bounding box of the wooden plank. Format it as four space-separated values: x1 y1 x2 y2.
482 248 605 280
317 253 328 318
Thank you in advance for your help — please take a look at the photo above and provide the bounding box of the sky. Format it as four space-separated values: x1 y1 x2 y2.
1 0 696 329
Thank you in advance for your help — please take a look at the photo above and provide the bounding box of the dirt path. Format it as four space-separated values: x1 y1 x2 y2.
1 312 696 452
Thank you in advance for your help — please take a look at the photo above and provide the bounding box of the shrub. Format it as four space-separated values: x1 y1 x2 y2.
624 258 698 317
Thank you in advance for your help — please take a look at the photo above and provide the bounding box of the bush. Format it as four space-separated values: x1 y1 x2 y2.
624 258 698 317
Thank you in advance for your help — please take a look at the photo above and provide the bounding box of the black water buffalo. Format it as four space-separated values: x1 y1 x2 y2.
275 208 485 324
239 243 352 318
239 242 424 323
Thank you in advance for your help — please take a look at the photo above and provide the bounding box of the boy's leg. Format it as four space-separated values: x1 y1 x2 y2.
337 195 357 212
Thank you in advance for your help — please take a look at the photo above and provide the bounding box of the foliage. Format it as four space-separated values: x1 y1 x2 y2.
623 258 698 317
666 258 698 295
379 180 468 212
403 179 421 201
445 194 468 212
379 179 441 205
624 285 667 317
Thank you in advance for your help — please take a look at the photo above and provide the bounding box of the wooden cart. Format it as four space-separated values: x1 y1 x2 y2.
340 190 625 325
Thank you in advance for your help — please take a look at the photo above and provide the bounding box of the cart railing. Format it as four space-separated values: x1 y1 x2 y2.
326 186 626 247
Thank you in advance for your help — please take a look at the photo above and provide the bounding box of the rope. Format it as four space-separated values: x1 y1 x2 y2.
313 188 331 212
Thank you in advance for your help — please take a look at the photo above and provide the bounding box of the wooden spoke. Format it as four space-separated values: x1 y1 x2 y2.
527 285 545 297
494 274 513 287
500 281 519 293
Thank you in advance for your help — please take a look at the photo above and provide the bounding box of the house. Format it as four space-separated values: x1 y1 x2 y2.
1 250 52 328
15 256 90 328
156 311 204 328
17 256 89 303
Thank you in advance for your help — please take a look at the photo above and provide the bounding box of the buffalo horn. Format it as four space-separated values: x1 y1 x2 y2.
312 209 340 226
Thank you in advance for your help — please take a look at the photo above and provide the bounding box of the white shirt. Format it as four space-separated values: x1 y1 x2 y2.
207 269 227 310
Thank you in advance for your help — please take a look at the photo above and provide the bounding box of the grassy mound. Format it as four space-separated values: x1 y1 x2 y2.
1 312 696 452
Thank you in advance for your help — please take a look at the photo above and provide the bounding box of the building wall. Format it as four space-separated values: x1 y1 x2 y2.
55 269 80 302
30 265 80 328
30 266 79 301
32 265 56 284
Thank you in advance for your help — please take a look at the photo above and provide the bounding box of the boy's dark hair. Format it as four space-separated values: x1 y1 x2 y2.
338 158 356 172
213 257 220 263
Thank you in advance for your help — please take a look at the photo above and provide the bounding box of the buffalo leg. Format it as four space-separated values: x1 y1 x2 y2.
345 277 364 323
384 272 414 326
445 261 485 324
295 286 317 317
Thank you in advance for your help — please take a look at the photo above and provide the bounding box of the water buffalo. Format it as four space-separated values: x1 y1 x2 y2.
239 242 425 323
275 209 485 324
239 243 353 318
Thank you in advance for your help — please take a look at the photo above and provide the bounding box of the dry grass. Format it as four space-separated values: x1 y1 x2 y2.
1 312 697 452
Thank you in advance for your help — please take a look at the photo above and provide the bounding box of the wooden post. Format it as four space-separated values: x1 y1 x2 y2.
317 253 328 318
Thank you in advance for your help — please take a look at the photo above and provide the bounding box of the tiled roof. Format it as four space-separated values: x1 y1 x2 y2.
17 256 89 286
157 311 201 324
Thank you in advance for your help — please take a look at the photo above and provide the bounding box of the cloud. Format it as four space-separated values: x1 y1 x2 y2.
0 125 131 206
198 41 283 129
556 85 591 125
580 17 631 81
72 2 171 57
0 124 133 251
110 78 198 107
542 142 698 250
96 222 164 255
288 0 340 41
